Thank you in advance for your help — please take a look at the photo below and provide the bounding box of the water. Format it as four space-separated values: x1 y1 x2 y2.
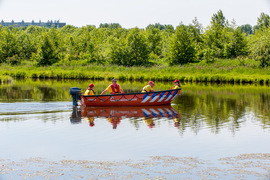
0 79 269 179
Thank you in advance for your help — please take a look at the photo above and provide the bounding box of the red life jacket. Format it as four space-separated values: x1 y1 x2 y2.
111 84 120 94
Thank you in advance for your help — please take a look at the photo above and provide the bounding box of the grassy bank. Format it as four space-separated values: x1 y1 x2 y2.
0 59 270 84
0 75 13 84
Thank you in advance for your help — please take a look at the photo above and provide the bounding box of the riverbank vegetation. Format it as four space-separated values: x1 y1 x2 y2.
0 10 270 83
0 58 269 84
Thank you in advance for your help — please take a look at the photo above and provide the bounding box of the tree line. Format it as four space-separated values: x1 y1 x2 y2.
0 10 270 67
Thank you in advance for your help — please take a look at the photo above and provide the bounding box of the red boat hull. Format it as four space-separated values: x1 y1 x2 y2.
80 89 181 107
80 105 180 119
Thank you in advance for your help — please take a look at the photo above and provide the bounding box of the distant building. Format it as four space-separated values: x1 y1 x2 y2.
0 20 66 28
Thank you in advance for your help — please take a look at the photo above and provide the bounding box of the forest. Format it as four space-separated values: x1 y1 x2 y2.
0 10 270 83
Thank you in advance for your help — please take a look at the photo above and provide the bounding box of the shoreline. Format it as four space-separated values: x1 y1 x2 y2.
1 62 270 85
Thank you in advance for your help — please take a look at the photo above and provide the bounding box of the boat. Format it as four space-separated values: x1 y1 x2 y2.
70 105 181 128
70 88 181 107
80 106 180 119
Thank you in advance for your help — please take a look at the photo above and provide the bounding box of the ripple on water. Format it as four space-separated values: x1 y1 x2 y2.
0 102 72 116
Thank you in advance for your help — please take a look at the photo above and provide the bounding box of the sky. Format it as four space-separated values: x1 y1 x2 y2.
0 0 269 28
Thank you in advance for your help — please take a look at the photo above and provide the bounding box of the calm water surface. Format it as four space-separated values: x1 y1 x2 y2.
0 80 269 178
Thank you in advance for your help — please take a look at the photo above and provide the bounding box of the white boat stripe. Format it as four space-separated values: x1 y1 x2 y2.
142 109 151 115
157 108 165 114
141 96 151 103
150 96 159 103
170 95 177 101
157 95 166 102
150 108 159 114
165 108 173 115
165 95 173 102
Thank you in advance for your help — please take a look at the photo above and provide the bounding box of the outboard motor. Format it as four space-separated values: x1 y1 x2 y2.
70 106 82 124
70 87 81 106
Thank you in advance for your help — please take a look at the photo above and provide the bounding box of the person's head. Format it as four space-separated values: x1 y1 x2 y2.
89 122 95 127
173 79 180 86
112 78 117 85
148 81 155 88
148 122 155 128
88 84 95 90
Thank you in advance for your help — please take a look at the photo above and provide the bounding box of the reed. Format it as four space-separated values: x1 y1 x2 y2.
1 59 270 84
0 75 13 84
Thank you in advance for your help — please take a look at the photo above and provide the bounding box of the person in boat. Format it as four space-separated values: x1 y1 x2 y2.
101 78 124 95
85 117 95 127
174 118 181 128
143 117 155 128
142 81 155 93
84 84 95 95
107 116 121 129
171 79 181 89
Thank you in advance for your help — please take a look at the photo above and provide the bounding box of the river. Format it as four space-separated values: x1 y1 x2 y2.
0 79 269 179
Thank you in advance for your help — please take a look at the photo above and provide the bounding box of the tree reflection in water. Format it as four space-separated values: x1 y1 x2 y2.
1 79 269 133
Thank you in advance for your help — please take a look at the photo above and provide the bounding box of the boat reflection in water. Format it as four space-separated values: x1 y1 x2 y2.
71 106 181 129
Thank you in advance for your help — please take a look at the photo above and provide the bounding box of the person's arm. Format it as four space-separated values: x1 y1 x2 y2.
119 86 124 94
101 90 107 95
101 85 111 95
84 90 89 95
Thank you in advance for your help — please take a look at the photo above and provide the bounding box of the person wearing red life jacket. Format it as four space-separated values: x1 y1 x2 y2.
101 78 124 95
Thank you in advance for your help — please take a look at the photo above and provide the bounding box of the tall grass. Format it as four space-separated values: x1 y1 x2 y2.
0 59 270 84
0 75 12 84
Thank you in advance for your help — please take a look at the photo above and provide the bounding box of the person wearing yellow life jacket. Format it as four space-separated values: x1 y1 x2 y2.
84 84 95 95
101 78 124 95
143 117 155 128
142 81 155 93
174 117 181 128
171 79 181 89
107 116 121 129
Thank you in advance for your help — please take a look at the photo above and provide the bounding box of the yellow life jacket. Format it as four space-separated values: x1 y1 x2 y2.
84 89 94 95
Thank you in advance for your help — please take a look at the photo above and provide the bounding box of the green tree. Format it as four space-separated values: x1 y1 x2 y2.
257 12 270 29
60 25 77 33
203 10 248 59
167 24 196 65
0 28 19 63
211 9 226 27
36 34 59 66
249 28 270 67
99 23 122 29
25 25 44 35
239 24 253 35
188 17 204 59
223 27 248 58
126 28 150 66
109 36 130 66
146 27 162 56
17 32 38 60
